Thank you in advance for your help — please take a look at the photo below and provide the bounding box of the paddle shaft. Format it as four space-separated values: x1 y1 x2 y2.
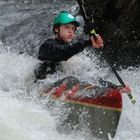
76 0 136 105
102 50 136 105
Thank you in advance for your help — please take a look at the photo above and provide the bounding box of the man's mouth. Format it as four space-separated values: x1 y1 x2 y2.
68 34 73 38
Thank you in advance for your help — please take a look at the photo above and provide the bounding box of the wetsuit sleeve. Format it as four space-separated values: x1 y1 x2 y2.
38 39 92 61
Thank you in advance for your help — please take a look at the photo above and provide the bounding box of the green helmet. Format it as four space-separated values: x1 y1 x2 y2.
53 11 80 27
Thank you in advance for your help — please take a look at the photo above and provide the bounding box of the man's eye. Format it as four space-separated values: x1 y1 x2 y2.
72 27 75 31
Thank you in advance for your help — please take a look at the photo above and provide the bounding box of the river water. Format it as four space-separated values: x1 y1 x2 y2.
0 1 140 140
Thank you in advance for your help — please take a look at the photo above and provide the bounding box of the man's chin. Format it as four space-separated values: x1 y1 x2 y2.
66 39 73 43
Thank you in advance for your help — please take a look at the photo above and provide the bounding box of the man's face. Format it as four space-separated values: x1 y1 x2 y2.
55 23 76 42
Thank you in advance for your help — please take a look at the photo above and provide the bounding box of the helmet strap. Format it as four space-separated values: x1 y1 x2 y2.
53 25 60 35
53 26 64 41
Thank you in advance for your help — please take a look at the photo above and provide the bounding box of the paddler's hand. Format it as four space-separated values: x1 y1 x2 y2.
119 84 131 94
90 34 103 48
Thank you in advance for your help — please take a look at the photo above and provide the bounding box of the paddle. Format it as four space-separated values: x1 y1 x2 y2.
76 0 136 105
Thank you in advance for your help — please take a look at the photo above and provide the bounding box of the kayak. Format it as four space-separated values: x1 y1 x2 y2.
40 76 122 140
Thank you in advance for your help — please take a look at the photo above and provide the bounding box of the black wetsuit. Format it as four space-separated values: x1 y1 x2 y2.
34 38 92 80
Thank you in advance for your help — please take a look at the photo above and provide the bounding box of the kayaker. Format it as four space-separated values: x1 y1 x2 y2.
34 11 103 81
34 11 131 96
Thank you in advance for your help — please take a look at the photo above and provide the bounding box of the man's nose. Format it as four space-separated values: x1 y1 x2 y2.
69 28 73 33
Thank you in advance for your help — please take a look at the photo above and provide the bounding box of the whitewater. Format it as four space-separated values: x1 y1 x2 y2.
0 1 140 140
0 42 140 140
